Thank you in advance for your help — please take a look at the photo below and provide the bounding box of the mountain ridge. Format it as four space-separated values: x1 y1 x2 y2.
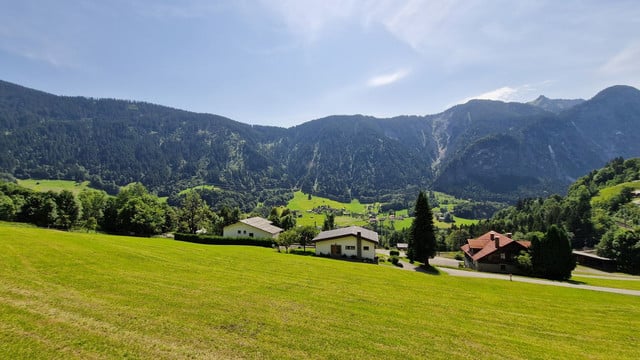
1 79 639 203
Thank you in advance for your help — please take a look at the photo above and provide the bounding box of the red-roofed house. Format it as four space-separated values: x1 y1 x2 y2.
461 231 531 274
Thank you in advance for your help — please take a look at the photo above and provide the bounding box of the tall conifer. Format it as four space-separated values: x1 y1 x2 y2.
409 191 436 266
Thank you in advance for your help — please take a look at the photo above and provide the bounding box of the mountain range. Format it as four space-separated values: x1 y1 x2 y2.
1 79 639 203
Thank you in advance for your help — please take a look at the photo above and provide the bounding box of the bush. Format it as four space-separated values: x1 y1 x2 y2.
389 250 400 256
454 251 464 261
389 256 400 265
174 233 274 248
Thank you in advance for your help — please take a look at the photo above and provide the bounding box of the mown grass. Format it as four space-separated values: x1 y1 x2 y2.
16 179 93 195
1 222 638 359
591 180 640 205
570 276 640 291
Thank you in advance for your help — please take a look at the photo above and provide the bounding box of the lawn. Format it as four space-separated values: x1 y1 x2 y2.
16 179 93 195
570 276 640 291
1 222 638 359
591 180 640 205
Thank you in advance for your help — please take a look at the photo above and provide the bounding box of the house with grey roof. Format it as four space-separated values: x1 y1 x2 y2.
222 217 283 239
312 226 378 261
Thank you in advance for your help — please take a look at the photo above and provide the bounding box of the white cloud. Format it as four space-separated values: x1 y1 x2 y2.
367 69 410 87
460 83 544 104
600 42 640 75
259 0 359 43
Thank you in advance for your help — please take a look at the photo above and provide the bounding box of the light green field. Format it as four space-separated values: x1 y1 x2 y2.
570 276 640 291
288 191 479 229
591 180 640 205
16 179 93 195
1 222 638 359
287 191 373 227
177 184 219 195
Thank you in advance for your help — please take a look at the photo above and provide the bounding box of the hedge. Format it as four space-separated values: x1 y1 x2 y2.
174 233 275 248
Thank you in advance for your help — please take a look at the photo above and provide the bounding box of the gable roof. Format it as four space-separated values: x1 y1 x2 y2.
461 231 530 261
312 226 379 244
237 217 283 235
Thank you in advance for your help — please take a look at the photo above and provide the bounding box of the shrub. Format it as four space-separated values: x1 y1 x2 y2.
389 250 400 256
390 256 400 265
174 233 274 248
454 251 464 261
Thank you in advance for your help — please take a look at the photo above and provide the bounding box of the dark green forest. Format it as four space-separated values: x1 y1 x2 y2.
3 80 640 203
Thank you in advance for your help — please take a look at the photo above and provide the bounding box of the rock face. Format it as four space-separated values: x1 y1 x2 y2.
1 79 640 202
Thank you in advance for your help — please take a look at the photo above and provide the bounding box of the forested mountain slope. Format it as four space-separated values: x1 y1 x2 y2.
1 80 640 202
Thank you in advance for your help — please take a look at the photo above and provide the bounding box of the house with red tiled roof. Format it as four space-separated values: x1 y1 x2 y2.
461 231 531 274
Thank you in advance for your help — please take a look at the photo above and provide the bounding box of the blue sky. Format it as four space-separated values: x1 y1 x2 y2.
1 0 639 127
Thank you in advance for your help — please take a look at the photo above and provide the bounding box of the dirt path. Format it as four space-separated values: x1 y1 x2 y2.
394 260 640 297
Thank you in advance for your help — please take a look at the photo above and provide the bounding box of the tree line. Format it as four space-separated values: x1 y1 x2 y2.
0 181 294 237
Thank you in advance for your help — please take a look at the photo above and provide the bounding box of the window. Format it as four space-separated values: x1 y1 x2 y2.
249 233 254 237
243 230 246 234
363 246 370 250
500 264 506 271
345 245 356 250
500 253 506 260
237 230 241 234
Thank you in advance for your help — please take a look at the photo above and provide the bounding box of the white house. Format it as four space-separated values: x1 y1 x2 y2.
222 217 283 239
312 226 378 261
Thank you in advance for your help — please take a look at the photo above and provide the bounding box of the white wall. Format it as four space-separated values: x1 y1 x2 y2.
315 235 376 260
223 223 278 239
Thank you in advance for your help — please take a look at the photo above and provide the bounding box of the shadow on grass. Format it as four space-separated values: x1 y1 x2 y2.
418 265 441 275
565 279 587 285
289 249 315 256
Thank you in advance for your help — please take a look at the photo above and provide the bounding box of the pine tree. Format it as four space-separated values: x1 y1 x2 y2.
409 191 436 266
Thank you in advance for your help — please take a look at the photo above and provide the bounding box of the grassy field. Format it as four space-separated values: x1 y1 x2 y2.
570 276 640 291
16 179 93 195
1 222 638 359
591 180 640 205
288 191 478 230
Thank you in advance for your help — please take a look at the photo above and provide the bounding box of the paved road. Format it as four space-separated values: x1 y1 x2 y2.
394 259 640 297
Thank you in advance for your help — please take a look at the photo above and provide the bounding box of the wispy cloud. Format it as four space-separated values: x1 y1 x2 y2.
460 83 546 104
367 69 410 87
259 0 358 43
600 42 640 75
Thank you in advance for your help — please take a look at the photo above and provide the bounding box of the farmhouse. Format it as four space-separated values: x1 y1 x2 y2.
222 217 283 239
313 226 378 261
461 231 531 274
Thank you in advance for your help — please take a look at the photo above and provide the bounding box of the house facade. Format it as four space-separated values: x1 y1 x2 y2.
222 217 283 239
313 226 378 261
461 231 531 274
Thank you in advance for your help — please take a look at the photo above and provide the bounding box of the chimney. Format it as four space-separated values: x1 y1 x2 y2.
490 232 495 240
494 236 500 249
506 233 513 238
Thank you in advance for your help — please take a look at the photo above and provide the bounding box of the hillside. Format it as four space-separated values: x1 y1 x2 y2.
1 223 639 359
1 80 640 202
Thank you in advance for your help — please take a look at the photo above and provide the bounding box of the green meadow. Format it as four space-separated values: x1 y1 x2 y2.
1 223 638 359
591 180 640 205
16 179 93 195
288 190 478 230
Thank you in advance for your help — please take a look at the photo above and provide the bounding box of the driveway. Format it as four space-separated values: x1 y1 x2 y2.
387 256 640 297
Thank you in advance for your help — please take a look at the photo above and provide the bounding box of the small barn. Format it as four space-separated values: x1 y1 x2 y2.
313 226 378 261
222 217 283 239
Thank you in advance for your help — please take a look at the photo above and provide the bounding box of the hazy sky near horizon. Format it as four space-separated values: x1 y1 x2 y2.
1 0 639 127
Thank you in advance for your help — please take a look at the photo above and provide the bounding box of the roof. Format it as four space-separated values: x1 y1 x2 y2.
573 250 614 261
461 231 530 261
237 217 283 235
312 226 379 244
